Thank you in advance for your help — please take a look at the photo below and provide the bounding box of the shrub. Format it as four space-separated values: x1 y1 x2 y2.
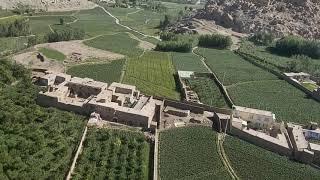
155 40 192 52
198 34 232 49
275 36 320 59
46 26 84 42
0 17 30 37
160 32 178 41
249 31 275 45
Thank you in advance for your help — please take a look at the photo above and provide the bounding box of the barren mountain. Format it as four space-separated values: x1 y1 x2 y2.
195 0 320 38
0 0 97 11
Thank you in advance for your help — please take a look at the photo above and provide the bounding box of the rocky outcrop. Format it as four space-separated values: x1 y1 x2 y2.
196 0 320 38
0 0 96 11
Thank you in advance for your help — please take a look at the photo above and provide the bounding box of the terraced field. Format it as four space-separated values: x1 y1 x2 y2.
159 126 231 180
29 15 76 35
84 33 143 57
123 51 180 100
172 52 208 72
67 60 125 84
224 135 320 179
72 128 150 180
195 48 278 86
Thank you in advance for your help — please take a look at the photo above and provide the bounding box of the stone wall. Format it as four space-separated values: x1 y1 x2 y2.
230 127 292 156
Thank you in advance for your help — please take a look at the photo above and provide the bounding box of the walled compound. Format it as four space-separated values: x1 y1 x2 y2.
229 105 320 166
36 72 228 130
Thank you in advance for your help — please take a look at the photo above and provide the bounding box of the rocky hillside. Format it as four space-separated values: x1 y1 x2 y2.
0 0 96 11
195 0 320 38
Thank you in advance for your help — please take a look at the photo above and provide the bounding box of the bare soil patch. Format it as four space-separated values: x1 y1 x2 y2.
127 33 156 50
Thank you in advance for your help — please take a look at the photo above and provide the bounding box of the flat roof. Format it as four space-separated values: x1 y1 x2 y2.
284 72 310 77
233 106 274 117
310 143 320 152
178 71 194 78
69 77 107 89
109 82 136 90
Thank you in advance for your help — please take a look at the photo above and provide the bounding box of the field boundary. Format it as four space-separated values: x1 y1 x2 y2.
192 47 234 107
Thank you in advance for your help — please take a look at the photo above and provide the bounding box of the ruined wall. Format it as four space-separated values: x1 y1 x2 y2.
115 111 149 128
230 127 292 156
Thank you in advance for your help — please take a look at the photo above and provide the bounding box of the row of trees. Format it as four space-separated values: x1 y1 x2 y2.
198 34 233 49
0 18 30 37
155 40 192 52
275 36 320 59
46 26 85 42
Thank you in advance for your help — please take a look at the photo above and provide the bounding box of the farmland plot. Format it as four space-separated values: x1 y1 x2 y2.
159 126 231 180
227 80 320 123
0 36 29 55
84 33 143 57
39 47 66 61
172 52 208 72
123 51 180 100
195 48 277 86
67 60 125 84
224 135 320 179
187 77 229 108
72 128 150 180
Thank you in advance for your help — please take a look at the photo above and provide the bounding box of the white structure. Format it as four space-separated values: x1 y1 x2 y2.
233 106 276 129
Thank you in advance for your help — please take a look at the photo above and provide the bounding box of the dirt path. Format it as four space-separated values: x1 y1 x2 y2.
66 126 88 180
97 5 161 41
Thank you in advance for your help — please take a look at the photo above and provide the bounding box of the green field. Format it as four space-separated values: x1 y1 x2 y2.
29 15 76 35
72 128 150 180
39 47 66 61
187 77 229 108
123 51 180 100
302 82 319 91
84 33 143 57
0 36 29 55
227 80 320 123
172 52 208 72
67 60 125 84
195 48 278 86
159 126 231 180
224 135 320 179
0 10 14 18
70 8 125 38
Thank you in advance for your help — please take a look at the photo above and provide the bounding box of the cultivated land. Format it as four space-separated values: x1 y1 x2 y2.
195 48 278 86
123 51 180 100
159 126 231 180
67 60 125 84
187 77 229 108
0 36 28 55
227 80 320 124
84 33 143 57
72 128 150 180
39 47 66 61
29 15 76 35
172 52 208 72
224 135 320 179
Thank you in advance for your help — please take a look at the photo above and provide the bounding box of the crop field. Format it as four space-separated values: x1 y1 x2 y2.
39 47 66 61
28 15 76 35
159 126 231 180
70 8 126 38
123 51 180 100
0 36 29 55
195 48 278 86
72 128 150 180
187 77 229 108
0 9 14 18
224 135 320 179
227 80 320 123
67 60 125 84
172 52 208 72
84 33 143 57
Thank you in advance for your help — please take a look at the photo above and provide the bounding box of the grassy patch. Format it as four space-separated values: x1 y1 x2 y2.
195 48 277 86
67 60 125 84
172 52 208 72
0 10 14 18
123 51 180 100
72 128 150 180
39 47 66 61
187 77 229 108
302 82 319 91
227 80 320 123
159 126 231 180
224 135 320 179
0 36 28 55
84 33 142 57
